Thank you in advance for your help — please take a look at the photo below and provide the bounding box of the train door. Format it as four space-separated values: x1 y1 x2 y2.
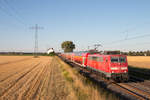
90 56 96 69
104 57 109 73
93 56 98 70
82 56 86 67
99 56 103 72
87 56 91 67
95 57 99 70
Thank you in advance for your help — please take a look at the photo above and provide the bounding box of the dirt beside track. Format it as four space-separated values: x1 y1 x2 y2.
0 56 70 100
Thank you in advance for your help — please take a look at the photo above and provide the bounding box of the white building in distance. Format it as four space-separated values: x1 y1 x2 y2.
47 48 54 54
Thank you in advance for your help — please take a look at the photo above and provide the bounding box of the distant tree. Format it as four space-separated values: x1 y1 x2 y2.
61 41 75 52
136 51 140 56
48 52 55 56
128 51 133 56
121 52 128 55
140 51 144 56
127 51 149 56
146 50 150 56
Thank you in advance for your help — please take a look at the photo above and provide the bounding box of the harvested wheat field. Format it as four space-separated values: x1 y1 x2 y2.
127 56 150 69
0 56 31 65
0 56 72 100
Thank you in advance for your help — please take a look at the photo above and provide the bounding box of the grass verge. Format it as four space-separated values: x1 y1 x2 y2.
56 57 119 100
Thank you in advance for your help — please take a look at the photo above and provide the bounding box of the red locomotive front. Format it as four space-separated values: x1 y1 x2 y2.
86 54 129 81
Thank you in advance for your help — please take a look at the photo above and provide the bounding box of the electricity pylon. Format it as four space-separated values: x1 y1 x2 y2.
30 24 43 58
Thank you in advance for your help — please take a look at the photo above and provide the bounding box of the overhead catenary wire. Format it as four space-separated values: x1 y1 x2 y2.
121 21 150 35
103 21 150 47
0 0 29 26
102 33 150 52
3 0 23 18
104 32 150 46
3 0 27 23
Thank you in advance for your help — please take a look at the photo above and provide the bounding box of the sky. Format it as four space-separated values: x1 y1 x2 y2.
0 0 150 52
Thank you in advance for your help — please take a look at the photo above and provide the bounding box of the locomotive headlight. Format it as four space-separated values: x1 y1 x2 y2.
124 71 127 73
121 67 127 70
112 71 114 73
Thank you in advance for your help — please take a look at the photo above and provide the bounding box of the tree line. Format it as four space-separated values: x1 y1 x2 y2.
122 50 150 56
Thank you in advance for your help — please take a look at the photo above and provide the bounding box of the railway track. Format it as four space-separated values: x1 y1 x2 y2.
59 56 150 100
122 76 150 99
118 83 150 100
112 82 149 100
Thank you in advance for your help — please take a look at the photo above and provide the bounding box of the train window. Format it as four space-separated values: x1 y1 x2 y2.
111 57 126 63
119 57 126 63
88 57 91 60
99 57 103 62
92 56 97 61
88 56 101 62
111 57 119 63
97 57 100 62
88 56 93 60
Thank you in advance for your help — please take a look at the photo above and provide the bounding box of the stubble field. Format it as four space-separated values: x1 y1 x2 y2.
127 56 150 69
0 56 70 100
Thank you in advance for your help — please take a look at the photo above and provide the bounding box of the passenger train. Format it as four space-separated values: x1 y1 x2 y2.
59 51 129 82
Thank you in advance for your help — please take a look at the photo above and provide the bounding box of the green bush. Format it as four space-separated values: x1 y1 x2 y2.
48 52 56 56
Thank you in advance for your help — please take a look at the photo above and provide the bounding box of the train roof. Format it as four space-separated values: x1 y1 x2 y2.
88 54 126 57
61 50 124 56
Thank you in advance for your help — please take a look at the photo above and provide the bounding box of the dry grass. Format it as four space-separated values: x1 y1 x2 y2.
127 56 150 69
56 57 119 100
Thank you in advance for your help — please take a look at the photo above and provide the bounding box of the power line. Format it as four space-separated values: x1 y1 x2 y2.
104 21 150 46
0 1 13 16
121 21 150 34
0 0 28 26
104 33 150 48
3 0 22 18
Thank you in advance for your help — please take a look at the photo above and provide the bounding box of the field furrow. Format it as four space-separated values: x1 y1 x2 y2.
0 62 41 98
1 63 42 100
25 62 49 99
0 58 40 81
0 56 70 100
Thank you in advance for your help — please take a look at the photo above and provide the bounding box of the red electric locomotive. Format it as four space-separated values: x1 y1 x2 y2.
60 51 129 82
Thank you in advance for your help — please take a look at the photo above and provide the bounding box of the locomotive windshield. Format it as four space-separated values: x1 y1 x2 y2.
111 57 126 63
119 57 126 63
